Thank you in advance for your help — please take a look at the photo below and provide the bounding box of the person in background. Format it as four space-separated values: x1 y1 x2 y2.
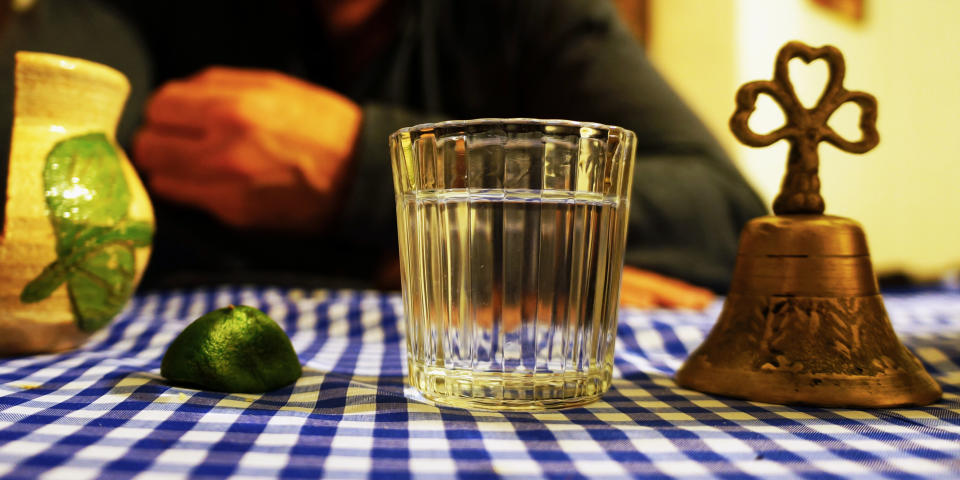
3 0 768 309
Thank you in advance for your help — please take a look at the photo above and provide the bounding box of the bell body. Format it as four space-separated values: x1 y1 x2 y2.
0 52 154 354
676 215 941 407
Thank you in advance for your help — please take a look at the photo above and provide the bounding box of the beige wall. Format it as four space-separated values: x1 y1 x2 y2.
648 0 960 279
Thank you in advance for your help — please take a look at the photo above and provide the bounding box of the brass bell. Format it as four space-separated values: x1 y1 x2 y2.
675 42 941 408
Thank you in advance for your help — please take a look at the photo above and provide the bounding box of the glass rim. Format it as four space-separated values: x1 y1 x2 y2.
390 117 634 138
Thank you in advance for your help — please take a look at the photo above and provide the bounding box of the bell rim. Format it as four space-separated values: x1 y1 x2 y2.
675 359 943 408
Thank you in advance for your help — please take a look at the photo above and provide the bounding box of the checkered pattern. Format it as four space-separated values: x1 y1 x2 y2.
0 286 958 479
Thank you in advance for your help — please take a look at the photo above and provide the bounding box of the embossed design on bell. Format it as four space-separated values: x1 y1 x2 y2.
675 41 942 408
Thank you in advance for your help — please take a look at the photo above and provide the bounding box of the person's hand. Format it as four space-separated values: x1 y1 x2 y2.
133 67 362 230
620 266 715 310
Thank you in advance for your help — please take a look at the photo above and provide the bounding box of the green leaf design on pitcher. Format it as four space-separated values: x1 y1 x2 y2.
20 133 153 332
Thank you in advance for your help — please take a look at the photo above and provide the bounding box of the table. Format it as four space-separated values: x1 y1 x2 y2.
0 286 957 479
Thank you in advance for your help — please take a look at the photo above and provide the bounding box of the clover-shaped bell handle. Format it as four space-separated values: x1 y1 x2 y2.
730 41 879 215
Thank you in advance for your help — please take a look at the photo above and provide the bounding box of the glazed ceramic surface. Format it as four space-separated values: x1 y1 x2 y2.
0 51 154 354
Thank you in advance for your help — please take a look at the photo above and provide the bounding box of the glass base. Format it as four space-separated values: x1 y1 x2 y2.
408 360 611 411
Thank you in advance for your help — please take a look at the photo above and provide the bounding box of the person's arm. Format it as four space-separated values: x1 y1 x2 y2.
328 103 443 249
514 0 767 292
131 67 454 287
134 67 363 231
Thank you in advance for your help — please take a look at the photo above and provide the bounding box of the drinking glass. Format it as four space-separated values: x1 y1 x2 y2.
390 119 636 410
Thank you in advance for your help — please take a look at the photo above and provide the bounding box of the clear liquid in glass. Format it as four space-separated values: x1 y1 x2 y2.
399 189 625 410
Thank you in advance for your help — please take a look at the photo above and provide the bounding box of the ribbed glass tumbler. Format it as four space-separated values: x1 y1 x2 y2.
389 119 636 410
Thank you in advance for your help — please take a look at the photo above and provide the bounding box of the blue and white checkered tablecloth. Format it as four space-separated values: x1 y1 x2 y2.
0 287 958 479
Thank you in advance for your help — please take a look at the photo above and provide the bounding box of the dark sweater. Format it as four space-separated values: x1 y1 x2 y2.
9 0 767 292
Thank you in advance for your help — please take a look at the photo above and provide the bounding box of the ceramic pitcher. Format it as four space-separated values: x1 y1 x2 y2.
0 52 154 354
